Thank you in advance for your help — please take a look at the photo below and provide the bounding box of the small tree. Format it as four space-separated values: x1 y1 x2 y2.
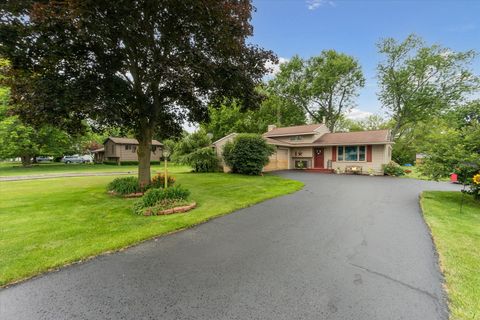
183 147 219 173
223 134 274 175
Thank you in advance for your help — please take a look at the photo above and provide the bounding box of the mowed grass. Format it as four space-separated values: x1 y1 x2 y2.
421 192 480 320
0 161 189 177
0 172 303 286
401 165 450 182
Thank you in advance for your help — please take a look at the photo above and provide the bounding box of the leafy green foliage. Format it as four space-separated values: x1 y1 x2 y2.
133 185 191 215
0 1 275 185
223 134 275 175
454 164 480 201
171 130 218 172
150 173 176 189
377 34 479 140
418 114 480 180
136 199 192 216
183 147 219 173
172 130 212 163
336 114 392 133
201 96 306 141
107 177 141 195
268 50 365 131
382 161 405 176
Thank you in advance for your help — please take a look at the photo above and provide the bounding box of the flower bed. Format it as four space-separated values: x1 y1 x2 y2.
132 185 193 216
107 190 144 198
142 200 197 216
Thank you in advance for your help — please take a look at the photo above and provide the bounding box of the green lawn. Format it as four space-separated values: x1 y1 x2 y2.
0 171 303 286
401 165 450 182
0 161 189 177
421 191 480 320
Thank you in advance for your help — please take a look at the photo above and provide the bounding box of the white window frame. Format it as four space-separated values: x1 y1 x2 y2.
337 145 367 162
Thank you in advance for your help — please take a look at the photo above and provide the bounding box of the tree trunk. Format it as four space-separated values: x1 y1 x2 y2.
137 127 153 189
21 155 32 167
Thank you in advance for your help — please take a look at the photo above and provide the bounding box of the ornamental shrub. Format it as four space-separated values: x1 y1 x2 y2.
469 174 480 201
150 173 176 188
382 161 405 176
223 134 275 175
133 185 191 215
455 164 480 201
107 176 141 194
183 147 219 172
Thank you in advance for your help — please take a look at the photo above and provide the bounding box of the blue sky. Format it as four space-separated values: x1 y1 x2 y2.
250 0 480 119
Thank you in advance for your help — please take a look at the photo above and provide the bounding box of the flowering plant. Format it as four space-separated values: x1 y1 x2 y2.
473 174 480 185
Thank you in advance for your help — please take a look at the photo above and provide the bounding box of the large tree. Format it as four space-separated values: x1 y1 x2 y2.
268 51 365 131
0 0 275 185
377 34 479 140
201 94 306 141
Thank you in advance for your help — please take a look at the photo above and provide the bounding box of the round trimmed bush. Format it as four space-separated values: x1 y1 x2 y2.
223 134 274 175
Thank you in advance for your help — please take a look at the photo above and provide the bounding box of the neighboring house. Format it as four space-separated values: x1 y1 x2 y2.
92 137 163 164
213 123 393 175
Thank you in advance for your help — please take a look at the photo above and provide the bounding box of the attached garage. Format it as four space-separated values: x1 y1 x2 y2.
264 147 289 171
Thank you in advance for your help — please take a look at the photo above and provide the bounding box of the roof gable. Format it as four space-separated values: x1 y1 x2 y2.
313 130 391 145
105 137 163 146
263 124 327 137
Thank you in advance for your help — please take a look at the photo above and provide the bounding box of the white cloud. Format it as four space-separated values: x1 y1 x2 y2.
306 0 335 10
265 57 289 78
345 108 373 120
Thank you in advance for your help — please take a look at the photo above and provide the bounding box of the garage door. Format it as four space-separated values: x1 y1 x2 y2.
264 148 289 171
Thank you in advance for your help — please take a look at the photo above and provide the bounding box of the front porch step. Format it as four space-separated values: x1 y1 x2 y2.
304 168 334 174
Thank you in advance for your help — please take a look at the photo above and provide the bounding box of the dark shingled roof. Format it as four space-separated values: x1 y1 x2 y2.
313 130 391 145
106 137 163 146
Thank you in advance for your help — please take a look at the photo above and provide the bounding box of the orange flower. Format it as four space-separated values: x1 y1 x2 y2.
473 174 480 185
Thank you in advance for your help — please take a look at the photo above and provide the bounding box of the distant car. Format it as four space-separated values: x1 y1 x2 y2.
35 156 53 163
62 155 92 164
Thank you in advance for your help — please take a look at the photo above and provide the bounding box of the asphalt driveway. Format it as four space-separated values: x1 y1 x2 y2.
0 172 461 320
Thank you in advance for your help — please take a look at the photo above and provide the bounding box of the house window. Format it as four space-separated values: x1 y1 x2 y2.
289 136 303 141
337 146 366 162
125 145 131 150
151 146 157 153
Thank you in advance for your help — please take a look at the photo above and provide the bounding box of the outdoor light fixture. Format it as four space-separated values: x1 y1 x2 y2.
162 148 171 188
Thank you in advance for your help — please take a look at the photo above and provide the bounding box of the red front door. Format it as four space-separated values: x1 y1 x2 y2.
314 147 324 168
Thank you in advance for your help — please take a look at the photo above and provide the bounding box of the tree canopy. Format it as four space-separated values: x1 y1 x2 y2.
0 0 275 184
268 50 365 131
377 34 479 140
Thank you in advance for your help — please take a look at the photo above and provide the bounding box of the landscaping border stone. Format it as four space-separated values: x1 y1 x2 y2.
144 202 197 216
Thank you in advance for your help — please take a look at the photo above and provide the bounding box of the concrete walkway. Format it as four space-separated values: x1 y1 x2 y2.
0 171 135 181
0 172 461 319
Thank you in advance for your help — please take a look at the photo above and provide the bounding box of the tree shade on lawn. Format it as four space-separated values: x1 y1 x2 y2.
421 191 480 320
0 172 303 286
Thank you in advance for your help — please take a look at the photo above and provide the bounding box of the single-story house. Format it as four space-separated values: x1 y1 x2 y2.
92 137 163 164
213 123 393 175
